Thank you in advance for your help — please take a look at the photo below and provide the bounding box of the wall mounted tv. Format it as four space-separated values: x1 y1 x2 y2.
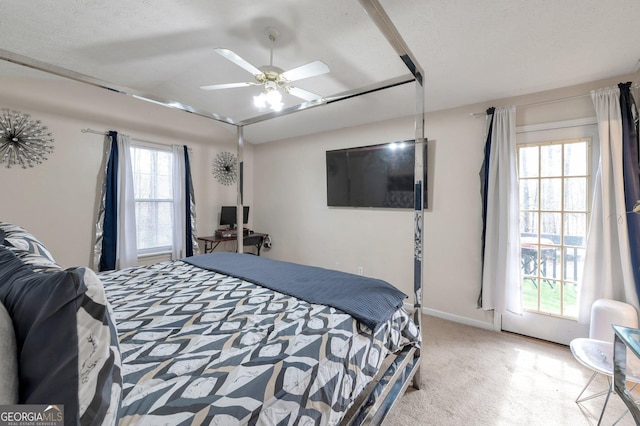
326 140 427 209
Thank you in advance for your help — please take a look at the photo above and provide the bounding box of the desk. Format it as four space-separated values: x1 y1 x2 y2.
198 232 269 255
612 325 640 424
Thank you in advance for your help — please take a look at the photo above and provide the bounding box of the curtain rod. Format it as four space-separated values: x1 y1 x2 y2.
81 128 185 149
469 82 640 118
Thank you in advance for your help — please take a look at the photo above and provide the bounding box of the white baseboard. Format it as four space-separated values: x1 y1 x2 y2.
420 307 495 331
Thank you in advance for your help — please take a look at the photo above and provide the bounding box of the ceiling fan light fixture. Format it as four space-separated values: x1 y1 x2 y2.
271 101 284 112
253 90 283 111
252 81 284 111
253 93 267 108
265 89 283 111
265 87 282 104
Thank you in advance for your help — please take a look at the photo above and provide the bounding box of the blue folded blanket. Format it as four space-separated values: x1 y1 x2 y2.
183 252 407 330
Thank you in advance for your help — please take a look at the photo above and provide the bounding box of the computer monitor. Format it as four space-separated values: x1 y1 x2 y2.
220 205 249 229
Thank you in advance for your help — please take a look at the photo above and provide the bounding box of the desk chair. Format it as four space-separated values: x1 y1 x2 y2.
570 299 640 424
242 234 265 255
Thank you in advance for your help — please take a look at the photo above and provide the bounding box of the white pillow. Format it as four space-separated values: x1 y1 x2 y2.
0 299 18 404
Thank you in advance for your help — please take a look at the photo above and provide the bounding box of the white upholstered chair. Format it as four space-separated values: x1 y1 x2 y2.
570 298 640 424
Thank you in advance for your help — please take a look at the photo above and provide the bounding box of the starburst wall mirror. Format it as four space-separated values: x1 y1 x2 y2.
212 151 238 185
0 109 54 168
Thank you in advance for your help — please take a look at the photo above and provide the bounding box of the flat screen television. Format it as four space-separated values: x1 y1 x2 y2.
326 140 427 209
220 205 249 229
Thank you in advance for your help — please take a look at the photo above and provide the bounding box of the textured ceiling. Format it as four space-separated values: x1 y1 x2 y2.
1 0 639 143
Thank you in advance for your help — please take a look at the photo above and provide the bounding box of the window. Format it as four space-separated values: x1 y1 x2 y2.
518 138 590 318
131 145 174 255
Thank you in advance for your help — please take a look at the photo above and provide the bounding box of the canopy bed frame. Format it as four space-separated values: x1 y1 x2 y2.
0 0 425 424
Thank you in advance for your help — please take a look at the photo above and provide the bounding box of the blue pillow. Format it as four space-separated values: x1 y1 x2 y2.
0 247 81 418
0 247 121 425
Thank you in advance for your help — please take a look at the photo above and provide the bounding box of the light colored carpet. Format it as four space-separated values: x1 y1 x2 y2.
384 315 636 425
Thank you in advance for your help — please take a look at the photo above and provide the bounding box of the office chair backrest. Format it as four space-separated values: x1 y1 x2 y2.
243 235 264 255
243 235 263 246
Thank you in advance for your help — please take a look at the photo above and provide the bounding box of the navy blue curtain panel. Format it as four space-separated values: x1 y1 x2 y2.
183 145 194 257
619 82 640 296
99 131 119 272
477 107 495 307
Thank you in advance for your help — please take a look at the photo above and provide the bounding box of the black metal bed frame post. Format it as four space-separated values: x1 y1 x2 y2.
357 0 425 391
412 81 424 390
236 125 244 254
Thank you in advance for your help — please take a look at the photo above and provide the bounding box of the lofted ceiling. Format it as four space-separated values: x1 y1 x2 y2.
1 0 639 144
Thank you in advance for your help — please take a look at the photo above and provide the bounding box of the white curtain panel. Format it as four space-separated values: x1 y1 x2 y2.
115 134 138 269
171 145 187 260
481 106 522 314
579 87 640 322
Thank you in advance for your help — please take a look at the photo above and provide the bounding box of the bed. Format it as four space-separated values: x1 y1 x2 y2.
0 3 426 424
0 222 421 425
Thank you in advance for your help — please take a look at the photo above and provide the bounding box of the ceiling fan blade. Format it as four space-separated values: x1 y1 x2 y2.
200 82 258 90
280 60 330 82
285 86 323 102
214 48 262 76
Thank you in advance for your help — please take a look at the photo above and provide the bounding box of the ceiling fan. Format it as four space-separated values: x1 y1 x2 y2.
200 28 330 111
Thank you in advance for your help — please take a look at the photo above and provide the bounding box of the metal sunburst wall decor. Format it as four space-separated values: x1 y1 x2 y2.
212 151 238 185
0 109 55 169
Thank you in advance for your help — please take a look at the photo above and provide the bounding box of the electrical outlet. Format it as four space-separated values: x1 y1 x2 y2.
357 266 364 275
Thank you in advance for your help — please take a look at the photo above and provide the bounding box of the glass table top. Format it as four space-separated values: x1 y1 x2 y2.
613 325 640 358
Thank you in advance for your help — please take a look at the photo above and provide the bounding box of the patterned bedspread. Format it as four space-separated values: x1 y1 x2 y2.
100 259 420 425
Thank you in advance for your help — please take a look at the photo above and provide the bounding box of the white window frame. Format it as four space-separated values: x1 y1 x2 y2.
130 143 174 256
517 137 591 318
501 118 598 344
